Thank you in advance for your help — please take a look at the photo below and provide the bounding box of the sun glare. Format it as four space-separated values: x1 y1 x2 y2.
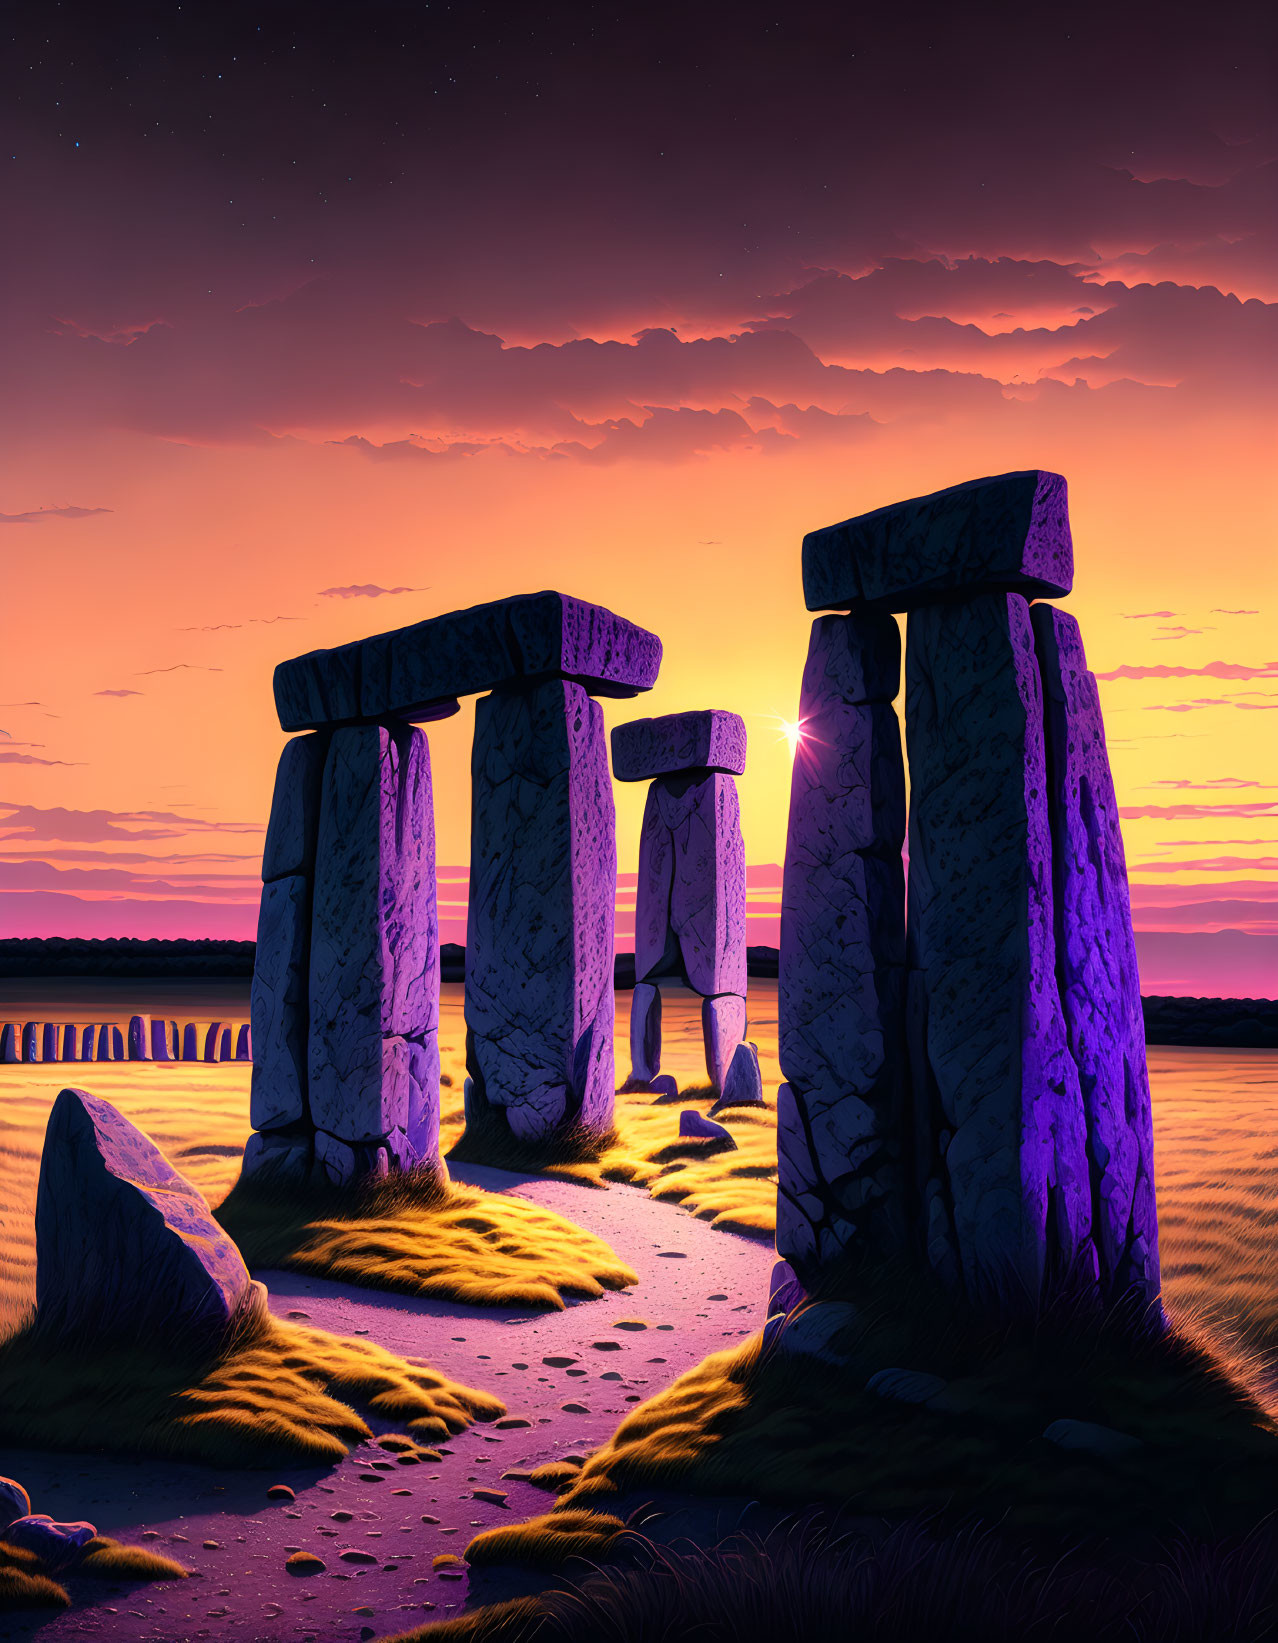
778 718 805 757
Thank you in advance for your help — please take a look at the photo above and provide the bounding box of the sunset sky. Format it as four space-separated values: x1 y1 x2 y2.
1 3 1274 995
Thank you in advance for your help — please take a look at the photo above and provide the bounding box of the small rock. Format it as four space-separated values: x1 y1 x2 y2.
678 1110 735 1146
266 1484 296 1501
0 1478 31 1530
561 1401 589 1414
649 1074 680 1100
1042 1418 1143 1459
613 1319 649 1332
2 1516 96 1571
500 1469 533 1482
865 1368 949 1406
339 1549 379 1564
710 1041 764 1115
420 1515 440 1525
600 1372 623 1382
472 1489 508 1506
543 1356 577 1368
590 1340 622 1352
331 1510 353 1522
285 1552 325 1576
353 1607 376 1617
202 1540 220 1550
432 1553 465 1569
495 1416 531 1429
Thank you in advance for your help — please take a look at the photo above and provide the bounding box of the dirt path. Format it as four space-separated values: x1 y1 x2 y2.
5 1164 775 1642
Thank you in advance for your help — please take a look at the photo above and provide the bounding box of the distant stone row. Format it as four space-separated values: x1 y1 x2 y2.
0 1017 251 1064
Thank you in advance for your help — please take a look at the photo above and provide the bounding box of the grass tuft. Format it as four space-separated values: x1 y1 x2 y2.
217 1167 637 1310
0 1534 187 1614
77 1537 188 1582
0 1286 503 1466
466 1509 628 1571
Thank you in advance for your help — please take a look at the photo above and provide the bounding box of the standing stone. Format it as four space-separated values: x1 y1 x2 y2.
261 732 331 882
128 1016 152 1061
308 722 442 1169
151 1019 177 1061
111 1025 125 1060
60 1024 79 1062
235 1024 252 1061
79 1024 95 1061
203 1023 224 1062
466 680 615 1143
0 1024 17 1062
702 994 747 1090
181 1023 199 1062
22 1023 40 1062
95 1024 114 1063
41 1023 60 1062
34 1088 251 1353
905 594 1094 1314
1032 605 1161 1319
629 982 661 1083
778 611 908 1283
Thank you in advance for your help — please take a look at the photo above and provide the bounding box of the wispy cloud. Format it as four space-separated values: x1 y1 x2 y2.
178 616 302 632
0 505 112 525
1121 610 1179 619
1152 626 1210 640
318 584 429 600
1120 801 1278 820
0 750 83 766
1147 778 1276 790
1212 608 1259 615
0 801 263 842
94 688 143 698
1098 661 1278 681
135 663 224 676
1129 856 1278 873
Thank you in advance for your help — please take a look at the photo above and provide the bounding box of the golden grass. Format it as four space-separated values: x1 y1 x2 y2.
466 1509 628 1570
0 1534 187 1613
0 1287 503 1466
217 1167 638 1311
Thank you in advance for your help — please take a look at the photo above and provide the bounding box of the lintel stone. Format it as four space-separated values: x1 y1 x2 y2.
802 470 1073 614
611 709 746 782
274 590 663 732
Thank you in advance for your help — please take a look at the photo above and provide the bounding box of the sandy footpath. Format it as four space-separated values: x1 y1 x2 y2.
4 1164 775 1643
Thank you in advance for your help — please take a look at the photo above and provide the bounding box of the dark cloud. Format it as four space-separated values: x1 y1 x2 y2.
0 801 263 842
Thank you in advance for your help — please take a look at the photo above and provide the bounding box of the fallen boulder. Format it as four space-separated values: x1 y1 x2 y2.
0 1478 31 1530
35 1087 252 1355
678 1110 735 1148
2 1515 97 1571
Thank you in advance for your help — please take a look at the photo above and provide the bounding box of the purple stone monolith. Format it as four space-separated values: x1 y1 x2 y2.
1032 604 1161 1319
905 593 1095 1315
261 732 330 882
203 1022 224 1062
61 1024 79 1062
255 878 312 1125
777 611 907 1282
235 1023 252 1061
629 982 662 1083
79 1024 95 1061
95 1024 114 1062
0 1024 18 1063
465 679 615 1142
702 994 747 1090
23 1023 40 1063
42 1023 60 1062
151 1019 176 1061
35 1087 251 1353
182 1022 199 1062
611 709 747 783
110 1026 124 1060
307 722 442 1173
128 1016 152 1061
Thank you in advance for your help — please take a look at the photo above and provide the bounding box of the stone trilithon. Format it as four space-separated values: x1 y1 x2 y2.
611 710 748 1093
244 590 661 1186
777 470 1161 1327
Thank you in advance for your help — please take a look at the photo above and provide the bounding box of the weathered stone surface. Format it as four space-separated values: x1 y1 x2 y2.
94 1025 114 1062
1033 604 1161 1316
128 1015 152 1061
42 1023 60 1062
203 1022 225 1062
0 1024 17 1063
611 710 747 782
312 1128 397 1189
803 470 1073 613
262 732 330 882
767 1258 805 1317
241 1129 312 1186
309 723 439 1146
235 1024 252 1061
35 1088 251 1351
466 679 616 1141
275 591 662 732
380 1035 446 1177
629 981 662 1083
710 1040 763 1114
0 1477 30 1528
79 1025 95 1061
702 994 746 1089
778 611 908 1286
60 1024 79 1062
181 1023 199 1062
23 1023 40 1062
636 774 747 998
905 593 1094 1314
649 1074 679 1101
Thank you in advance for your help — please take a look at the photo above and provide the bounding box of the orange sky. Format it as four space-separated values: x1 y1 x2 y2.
1 3 1274 994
